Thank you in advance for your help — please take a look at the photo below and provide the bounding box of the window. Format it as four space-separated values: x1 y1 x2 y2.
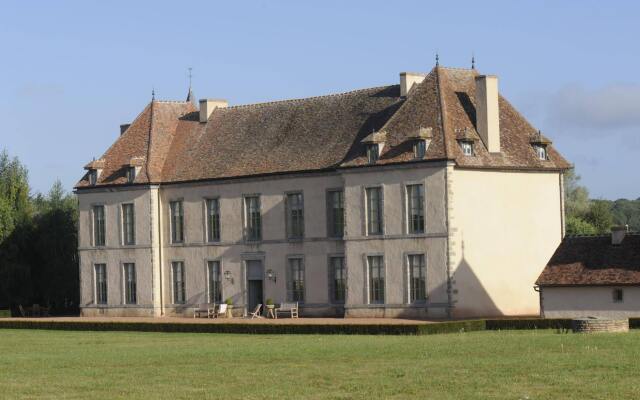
367 143 379 164
613 288 624 303
206 198 221 242
126 167 136 183
93 205 105 246
406 184 425 234
460 141 474 156
170 201 184 243
286 192 304 239
88 169 97 185
327 189 344 238
94 264 107 304
123 263 137 304
535 144 548 160
414 140 427 159
244 196 261 241
207 261 222 304
408 254 426 303
172 261 186 304
366 187 383 235
122 203 135 245
368 256 385 304
330 256 346 303
287 257 305 302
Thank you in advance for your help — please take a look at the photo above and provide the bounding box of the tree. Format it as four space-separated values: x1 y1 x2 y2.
564 170 590 218
566 215 597 235
585 200 614 234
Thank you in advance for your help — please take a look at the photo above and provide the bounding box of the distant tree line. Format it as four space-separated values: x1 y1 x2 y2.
0 149 78 315
564 170 640 235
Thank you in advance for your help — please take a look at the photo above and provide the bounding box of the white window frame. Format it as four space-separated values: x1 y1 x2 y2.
364 186 384 236
206 259 223 304
286 255 306 303
205 198 221 243
406 253 427 304
169 200 184 244
367 143 380 164
171 261 186 304
243 195 262 242
122 262 137 305
534 144 548 160
328 255 346 304
326 189 345 238
460 141 474 156
92 204 106 247
405 183 425 234
94 263 107 305
121 203 135 246
365 254 385 305
285 191 304 240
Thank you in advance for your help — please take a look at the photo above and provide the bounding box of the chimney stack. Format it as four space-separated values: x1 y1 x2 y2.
475 75 501 153
611 226 627 245
199 99 228 123
400 72 427 97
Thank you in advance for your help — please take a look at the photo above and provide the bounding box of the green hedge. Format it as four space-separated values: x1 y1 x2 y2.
485 318 573 331
0 310 10 318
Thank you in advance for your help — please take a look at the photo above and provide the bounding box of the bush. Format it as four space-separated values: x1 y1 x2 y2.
485 318 572 330
0 310 10 318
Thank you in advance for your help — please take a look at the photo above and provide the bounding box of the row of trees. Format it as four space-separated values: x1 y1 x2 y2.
0 150 78 314
564 170 640 235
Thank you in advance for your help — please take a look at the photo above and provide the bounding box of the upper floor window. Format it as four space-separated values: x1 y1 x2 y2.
366 143 379 164
366 187 383 235
613 288 624 303
170 201 184 244
88 169 98 185
244 195 261 241
126 167 136 183
414 140 427 159
408 254 426 303
368 255 385 304
94 263 107 304
122 203 135 246
286 192 304 239
172 261 186 304
534 144 548 160
460 141 474 156
207 260 222 304
206 198 221 242
329 256 346 304
123 263 137 305
93 205 105 246
406 184 425 234
327 189 344 238
287 257 305 303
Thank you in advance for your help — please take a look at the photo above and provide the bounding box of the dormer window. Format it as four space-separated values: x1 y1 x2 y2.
84 159 104 186
414 140 426 159
88 169 97 185
408 127 433 160
367 144 379 164
534 144 548 160
530 131 551 161
460 141 474 156
455 128 477 157
127 167 136 183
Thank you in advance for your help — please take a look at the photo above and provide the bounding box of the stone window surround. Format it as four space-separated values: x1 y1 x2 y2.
363 253 386 305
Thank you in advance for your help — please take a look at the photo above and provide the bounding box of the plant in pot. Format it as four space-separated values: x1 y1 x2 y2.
265 298 274 310
224 297 234 317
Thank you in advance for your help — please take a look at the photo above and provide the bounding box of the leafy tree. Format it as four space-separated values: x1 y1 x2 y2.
566 215 597 235
585 200 614 234
564 170 590 218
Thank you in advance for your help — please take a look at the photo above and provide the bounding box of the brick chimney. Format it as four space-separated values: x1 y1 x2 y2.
475 75 501 153
199 99 228 123
400 72 426 97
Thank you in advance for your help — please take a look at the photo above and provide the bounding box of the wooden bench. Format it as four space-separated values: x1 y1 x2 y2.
275 302 299 319
193 304 214 318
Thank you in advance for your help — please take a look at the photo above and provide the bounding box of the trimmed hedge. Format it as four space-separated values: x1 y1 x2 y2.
0 310 10 318
485 318 573 331
0 319 485 336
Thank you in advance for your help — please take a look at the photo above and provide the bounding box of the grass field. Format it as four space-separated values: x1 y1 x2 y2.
1 329 639 399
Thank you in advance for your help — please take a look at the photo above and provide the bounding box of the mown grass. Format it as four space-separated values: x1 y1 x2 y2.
0 329 639 399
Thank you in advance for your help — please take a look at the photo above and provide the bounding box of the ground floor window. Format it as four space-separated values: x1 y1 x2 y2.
123 263 137 304
172 261 186 304
287 257 305 302
408 254 426 303
95 264 107 304
368 256 385 304
329 256 346 303
207 260 222 304
613 288 624 303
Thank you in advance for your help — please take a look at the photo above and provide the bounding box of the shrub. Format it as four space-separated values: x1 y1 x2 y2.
485 318 572 330
225 298 233 306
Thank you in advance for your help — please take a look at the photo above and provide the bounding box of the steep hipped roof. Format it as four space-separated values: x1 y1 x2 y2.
76 66 570 188
536 234 640 286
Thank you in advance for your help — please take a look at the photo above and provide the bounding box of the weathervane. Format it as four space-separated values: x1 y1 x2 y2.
471 53 475 70
188 67 193 88
435 52 439 66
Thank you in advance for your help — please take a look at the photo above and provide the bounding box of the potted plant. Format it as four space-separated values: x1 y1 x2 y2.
225 297 234 317
265 298 274 310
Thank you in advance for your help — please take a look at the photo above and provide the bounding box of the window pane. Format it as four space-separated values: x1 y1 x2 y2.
286 193 304 239
407 184 425 234
244 196 261 241
367 144 379 164
170 201 184 243
330 256 346 303
208 261 222 303
124 263 137 304
172 261 186 304
287 258 305 302
327 190 344 238
368 256 385 304
95 264 107 304
408 254 426 303
207 199 220 242
122 204 135 245
366 187 383 235
414 140 426 158
93 205 105 246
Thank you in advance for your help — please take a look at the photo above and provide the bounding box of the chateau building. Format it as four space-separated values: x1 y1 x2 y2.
76 65 570 318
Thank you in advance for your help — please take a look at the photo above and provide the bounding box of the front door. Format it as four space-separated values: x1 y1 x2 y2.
246 260 264 312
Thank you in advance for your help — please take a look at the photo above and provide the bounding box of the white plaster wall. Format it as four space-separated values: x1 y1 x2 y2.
341 164 449 318
541 286 640 318
449 169 563 317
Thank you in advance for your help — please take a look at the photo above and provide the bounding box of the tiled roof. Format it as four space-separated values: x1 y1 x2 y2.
536 234 640 286
76 66 570 188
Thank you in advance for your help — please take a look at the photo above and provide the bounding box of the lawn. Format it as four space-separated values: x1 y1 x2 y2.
1 329 639 399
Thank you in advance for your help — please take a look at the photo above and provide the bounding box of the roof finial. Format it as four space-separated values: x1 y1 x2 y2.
188 67 193 89
186 68 196 104
435 52 439 66
471 53 475 70
152 87 155 101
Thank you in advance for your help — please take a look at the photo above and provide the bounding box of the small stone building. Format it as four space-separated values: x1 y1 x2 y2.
537 228 640 318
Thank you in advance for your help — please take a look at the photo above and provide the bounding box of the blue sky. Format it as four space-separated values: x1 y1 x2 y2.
1 1 638 199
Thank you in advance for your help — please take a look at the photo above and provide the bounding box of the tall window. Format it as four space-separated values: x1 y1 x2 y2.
206 198 221 242
286 192 304 239
170 201 184 243
287 258 305 302
93 205 105 246
406 184 425 234
534 144 548 160
327 190 344 238
126 167 136 183
408 254 426 303
366 187 383 235
122 203 135 245
368 256 385 304
367 144 379 164
207 261 222 304
330 256 346 303
172 261 186 304
414 140 426 159
94 264 107 304
123 263 137 304
88 169 97 185
244 196 261 241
